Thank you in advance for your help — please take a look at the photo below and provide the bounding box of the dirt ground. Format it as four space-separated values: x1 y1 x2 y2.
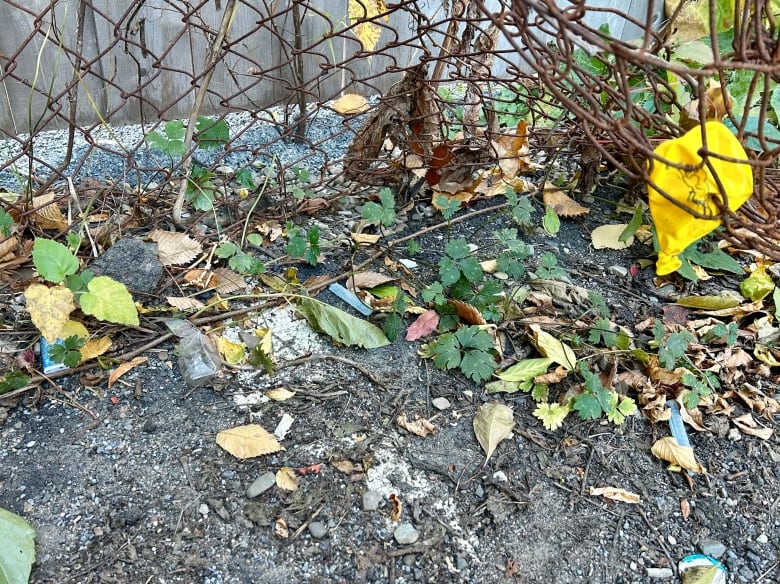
1 188 779 584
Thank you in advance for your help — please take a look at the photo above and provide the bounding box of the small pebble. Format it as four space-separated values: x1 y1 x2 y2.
362 490 383 512
198 503 209 517
398 259 417 269
492 470 508 482
756 533 769 544
393 523 419 545
699 538 727 558
645 567 674 579
607 265 628 278
667 535 677 546
431 397 451 411
308 521 328 539
246 472 276 498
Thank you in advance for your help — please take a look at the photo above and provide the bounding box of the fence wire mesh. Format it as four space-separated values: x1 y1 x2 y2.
1 0 779 258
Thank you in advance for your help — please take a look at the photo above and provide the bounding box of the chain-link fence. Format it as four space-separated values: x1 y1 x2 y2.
1 0 779 256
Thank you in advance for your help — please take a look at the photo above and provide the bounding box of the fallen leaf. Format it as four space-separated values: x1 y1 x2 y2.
405 309 439 341
530 324 576 370
332 460 360 474
216 424 284 459
681 498 691 520
651 436 705 473
347 271 395 290
216 336 246 365
24 284 76 342
388 493 402 521
332 93 369 114
396 413 436 437
675 295 741 310
31 193 68 231
450 299 487 325
542 185 590 217
274 517 288 538
473 402 515 463
296 296 389 349
732 413 774 439
266 387 295 401
591 224 634 249
108 356 148 389
588 486 641 503
166 296 205 311
0 233 18 260
275 467 299 491
351 232 381 245
148 229 202 266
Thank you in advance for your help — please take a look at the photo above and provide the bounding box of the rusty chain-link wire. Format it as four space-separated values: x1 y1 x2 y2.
1 1 779 256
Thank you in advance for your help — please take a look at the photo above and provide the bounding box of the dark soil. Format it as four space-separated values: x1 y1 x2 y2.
1 186 779 584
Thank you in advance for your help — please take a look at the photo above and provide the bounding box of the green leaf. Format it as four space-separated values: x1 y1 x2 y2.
675 295 740 310
0 372 31 396
620 204 644 242
79 276 140 325
533 402 571 430
682 243 743 275
215 241 238 258
495 357 553 382
740 267 775 301
658 331 693 369
444 238 471 260
431 333 462 370
460 347 498 382
296 297 389 349
542 205 560 235
484 379 526 394
573 392 604 420
0 209 14 237
164 120 186 140
439 256 461 287
383 312 403 342
459 257 483 283
32 238 79 283
228 251 254 274
194 116 229 149
0 506 36 584
531 383 548 401
362 188 396 227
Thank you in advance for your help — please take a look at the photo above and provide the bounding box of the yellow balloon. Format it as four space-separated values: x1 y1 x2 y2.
648 121 753 275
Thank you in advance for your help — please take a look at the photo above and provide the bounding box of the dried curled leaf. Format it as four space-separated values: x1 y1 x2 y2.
148 229 203 266
275 467 299 492
542 185 590 217
588 486 641 504
332 93 369 115
651 436 705 473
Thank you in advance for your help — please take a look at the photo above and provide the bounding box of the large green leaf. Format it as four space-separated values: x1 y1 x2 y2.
0 507 36 584
296 297 389 349
79 276 139 325
32 238 79 283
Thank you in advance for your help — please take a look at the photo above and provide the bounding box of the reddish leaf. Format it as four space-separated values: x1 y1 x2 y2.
405 309 439 341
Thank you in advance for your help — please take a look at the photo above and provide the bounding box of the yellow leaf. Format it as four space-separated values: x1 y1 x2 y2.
732 413 774 440
31 193 68 231
216 424 284 459
61 319 89 339
275 466 299 491
266 387 295 401
216 336 246 365
348 0 388 51
80 336 113 362
24 284 75 342
651 436 706 473
648 122 752 275
530 324 576 370
591 224 634 250
351 232 381 245
332 93 369 115
108 356 148 389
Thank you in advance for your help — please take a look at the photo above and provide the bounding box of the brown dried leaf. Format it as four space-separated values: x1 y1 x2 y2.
588 486 641 504
31 193 69 231
216 424 284 459
396 412 436 437
212 268 247 294
651 436 706 473
108 356 148 389
148 229 203 266
534 365 569 384
732 413 774 440
332 460 359 474
348 271 395 290
0 234 18 261
351 232 381 245
388 493 402 522
266 387 295 401
542 184 589 217
274 518 289 539
166 296 205 311
449 299 486 325
79 336 112 363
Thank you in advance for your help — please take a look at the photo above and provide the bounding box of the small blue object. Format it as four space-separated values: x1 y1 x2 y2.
40 337 68 374
667 400 691 447
679 554 726 584
328 283 373 316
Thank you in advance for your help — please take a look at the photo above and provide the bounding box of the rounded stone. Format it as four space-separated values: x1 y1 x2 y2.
393 523 419 545
362 490 383 511
308 521 328 539
246 472 276 498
